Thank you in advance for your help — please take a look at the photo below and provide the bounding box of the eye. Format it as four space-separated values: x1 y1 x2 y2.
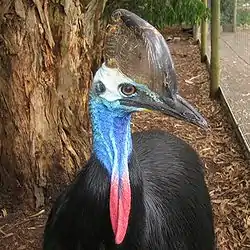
119 83 137 96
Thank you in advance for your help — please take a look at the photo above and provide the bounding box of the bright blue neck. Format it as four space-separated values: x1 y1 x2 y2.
89 96 132 178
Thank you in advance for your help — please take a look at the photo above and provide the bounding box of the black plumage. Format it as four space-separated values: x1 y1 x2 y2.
43 130 215 250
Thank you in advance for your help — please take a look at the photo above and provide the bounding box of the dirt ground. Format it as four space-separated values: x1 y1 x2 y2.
207 29 250 150
0 29 249 250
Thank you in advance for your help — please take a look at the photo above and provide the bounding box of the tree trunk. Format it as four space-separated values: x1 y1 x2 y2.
210 0 220 98
0 0 107 209
233 0 237 32
201 0 208 62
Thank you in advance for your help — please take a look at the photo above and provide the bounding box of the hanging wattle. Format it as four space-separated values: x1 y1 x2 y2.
110 162 131 244
90 97 133 245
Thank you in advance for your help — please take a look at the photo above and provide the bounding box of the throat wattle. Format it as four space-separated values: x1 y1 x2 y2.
110 164 131 244
90 98 132 245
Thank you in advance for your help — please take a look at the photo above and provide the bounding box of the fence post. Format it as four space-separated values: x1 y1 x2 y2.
201 0 208 62
210 0 220 98
233 0 237 32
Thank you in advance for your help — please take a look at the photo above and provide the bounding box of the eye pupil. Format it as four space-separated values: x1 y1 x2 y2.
120 84 136 96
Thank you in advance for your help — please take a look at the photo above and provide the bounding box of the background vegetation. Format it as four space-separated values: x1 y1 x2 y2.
221 0 250 25
237 8 250 25
104 0 210 28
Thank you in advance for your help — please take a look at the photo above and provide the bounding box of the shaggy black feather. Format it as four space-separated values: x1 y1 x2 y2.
43 130 215 250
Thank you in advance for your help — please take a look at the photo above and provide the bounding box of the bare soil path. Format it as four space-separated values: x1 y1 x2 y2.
208 29 250 153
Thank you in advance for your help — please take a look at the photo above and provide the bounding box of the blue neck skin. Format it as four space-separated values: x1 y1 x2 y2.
89 95 133 179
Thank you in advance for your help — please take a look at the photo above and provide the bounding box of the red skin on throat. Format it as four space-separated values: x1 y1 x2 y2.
109 171 131 245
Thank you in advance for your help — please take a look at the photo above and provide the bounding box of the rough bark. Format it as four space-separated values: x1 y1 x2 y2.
0 0 107 209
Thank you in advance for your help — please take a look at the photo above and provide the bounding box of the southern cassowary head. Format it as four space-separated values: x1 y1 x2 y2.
91 9 207 129
89 9 208 245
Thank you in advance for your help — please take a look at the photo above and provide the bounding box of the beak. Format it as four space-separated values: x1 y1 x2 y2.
120 92 208 129
159 94 208 129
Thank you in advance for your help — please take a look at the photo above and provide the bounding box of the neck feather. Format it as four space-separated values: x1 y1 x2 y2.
90 98 132 174
89 96 132 244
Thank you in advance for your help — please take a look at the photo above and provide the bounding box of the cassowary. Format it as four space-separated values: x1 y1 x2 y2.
43 9 215 250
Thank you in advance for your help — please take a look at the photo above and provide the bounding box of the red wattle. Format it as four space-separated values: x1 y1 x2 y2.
110 172 131 244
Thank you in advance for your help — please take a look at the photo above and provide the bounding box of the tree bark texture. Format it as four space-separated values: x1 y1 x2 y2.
0 0 107 208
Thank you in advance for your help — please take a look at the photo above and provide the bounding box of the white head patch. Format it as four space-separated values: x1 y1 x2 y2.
92 63 134 101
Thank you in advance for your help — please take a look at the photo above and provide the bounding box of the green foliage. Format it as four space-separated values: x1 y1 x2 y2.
221 0 234 24
221 0 250 25
237 9 250 25
104 0 210 29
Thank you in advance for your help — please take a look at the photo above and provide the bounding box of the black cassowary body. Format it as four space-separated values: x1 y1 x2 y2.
43 9 215 250
44 131 215 250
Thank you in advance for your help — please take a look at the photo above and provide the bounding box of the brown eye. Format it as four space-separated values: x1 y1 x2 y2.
120 84 137 96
